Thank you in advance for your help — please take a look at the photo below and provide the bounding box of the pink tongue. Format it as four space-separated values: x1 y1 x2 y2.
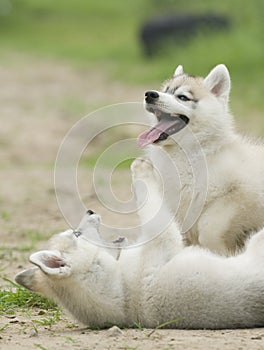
137 119 177 147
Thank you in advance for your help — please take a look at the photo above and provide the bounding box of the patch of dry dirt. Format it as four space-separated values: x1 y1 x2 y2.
0 54 264 350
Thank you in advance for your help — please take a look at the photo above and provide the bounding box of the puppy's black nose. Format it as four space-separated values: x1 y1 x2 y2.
87 209 95 215
145 90 159 104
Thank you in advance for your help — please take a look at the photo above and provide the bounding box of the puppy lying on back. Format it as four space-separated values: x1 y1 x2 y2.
16 158 264 329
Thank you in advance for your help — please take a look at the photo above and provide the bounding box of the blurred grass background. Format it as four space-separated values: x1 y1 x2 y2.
0 0 263 123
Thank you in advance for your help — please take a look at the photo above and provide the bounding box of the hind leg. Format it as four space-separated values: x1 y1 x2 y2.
131 158 183 249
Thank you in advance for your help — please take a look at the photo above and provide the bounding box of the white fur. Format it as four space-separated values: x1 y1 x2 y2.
15 159 264 329
145 64 264 255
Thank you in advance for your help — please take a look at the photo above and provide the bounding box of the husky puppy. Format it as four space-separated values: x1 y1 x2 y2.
138 64 264 255
15 158 264 329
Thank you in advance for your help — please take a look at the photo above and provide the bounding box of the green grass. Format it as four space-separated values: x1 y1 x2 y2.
34 345 48 350
80 154 135 169
1 211 10 221
0 277 58 315
0 277 61 331
147 318 183 337
0 1 263 81
0 0 263 118
0 0 262 128
25 230 48 246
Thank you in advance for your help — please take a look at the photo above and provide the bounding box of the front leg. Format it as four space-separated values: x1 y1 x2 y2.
131 157 162 225
197 198 241 256
131 158 183 250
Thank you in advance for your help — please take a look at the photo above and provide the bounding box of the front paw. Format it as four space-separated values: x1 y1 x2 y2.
130 157 154 181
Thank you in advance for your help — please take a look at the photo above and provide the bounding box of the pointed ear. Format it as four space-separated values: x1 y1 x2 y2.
204 64 231 106
173 65 184 77
29 250 71 277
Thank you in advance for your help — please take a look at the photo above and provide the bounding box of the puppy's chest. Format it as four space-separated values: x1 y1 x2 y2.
150 147 230 210
162 167 195 219
161 161 228 219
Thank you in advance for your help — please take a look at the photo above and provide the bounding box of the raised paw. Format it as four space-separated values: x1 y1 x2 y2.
130 157 154 181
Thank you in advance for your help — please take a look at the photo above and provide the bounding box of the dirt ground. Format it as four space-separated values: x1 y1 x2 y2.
1 54 264 350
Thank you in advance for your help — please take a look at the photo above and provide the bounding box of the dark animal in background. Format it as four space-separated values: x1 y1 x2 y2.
140 13 230 56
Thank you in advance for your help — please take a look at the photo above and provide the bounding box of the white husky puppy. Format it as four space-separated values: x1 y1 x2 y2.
15 158 264 329
138 64 264 255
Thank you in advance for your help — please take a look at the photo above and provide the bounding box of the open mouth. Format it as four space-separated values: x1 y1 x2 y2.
137 107 189 148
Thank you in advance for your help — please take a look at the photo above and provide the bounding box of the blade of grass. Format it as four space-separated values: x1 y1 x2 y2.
147 318 183 337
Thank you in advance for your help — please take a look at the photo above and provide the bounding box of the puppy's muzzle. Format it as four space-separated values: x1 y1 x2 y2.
87 209 95 215
145 90 159 104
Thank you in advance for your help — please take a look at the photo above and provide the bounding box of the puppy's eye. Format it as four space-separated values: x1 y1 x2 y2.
178 95 190 102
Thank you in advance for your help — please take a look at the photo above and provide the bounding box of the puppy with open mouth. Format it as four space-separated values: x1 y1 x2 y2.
138 64 264 256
